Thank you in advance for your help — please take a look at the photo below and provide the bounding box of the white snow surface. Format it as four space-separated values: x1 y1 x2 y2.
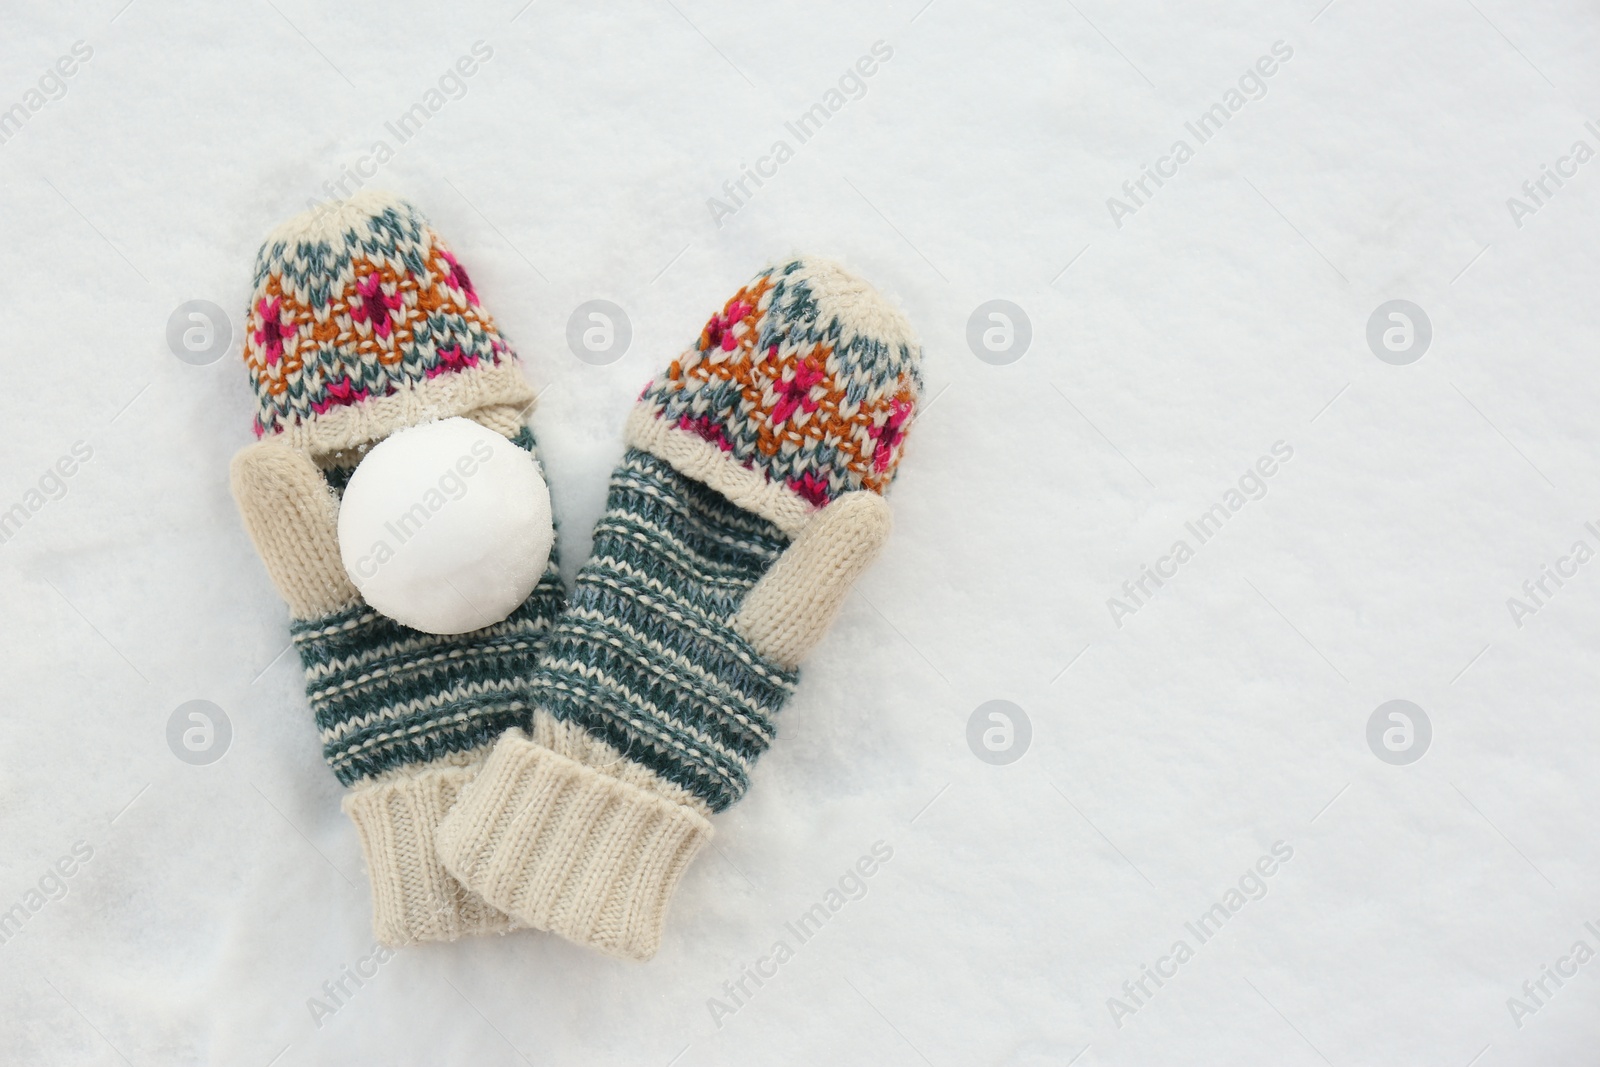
3 1 1599 1064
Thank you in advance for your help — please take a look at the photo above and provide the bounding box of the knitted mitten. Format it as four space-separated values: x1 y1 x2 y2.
229 192 564 945
437 257 922 960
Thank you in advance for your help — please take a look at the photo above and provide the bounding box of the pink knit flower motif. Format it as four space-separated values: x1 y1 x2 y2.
350 272 403 338
308 374 368 412
678 414 732 451
770 360 825 425
439 250 478 306
253 297 295 365
312 376 370 414
789 471 831 507
427 344 479 379
868 398 913 473
703 300 751 353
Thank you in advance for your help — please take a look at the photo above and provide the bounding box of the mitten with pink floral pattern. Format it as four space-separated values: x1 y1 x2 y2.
439 257 923 960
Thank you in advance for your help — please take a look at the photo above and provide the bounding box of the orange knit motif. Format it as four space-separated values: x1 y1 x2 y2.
245 237 497 398
661 277 915 496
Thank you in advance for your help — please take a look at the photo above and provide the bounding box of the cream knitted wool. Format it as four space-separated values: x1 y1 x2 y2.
231 192 565 945
435 727 710 959
343 759 513 943
438 256 923 960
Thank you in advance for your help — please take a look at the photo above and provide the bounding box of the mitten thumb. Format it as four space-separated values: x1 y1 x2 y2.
230 439 359 620
732 490 891 669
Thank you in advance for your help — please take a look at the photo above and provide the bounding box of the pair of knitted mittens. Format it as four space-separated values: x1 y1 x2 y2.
231 192 923 958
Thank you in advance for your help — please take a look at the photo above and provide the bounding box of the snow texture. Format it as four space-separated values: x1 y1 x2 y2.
2 0 1599 1064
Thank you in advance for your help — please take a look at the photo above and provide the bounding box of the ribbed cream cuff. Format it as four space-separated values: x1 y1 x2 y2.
343 763 515 946
436 729 712 961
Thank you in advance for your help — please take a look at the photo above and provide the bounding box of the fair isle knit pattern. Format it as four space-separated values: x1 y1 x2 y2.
529 449 798 813
231 192 562 944
637 258 923 509
436 256 923 958
244 191 531 451
303 426 565 786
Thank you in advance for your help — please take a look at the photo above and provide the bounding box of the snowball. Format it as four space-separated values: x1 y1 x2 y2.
337 417 553 635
